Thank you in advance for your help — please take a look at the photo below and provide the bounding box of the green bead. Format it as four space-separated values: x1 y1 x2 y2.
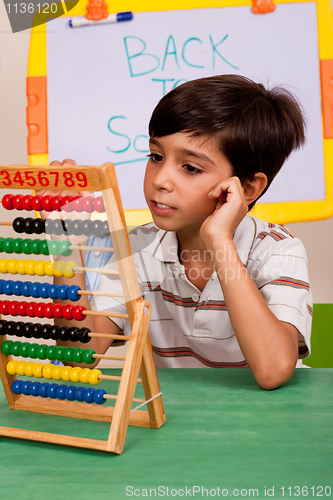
45 345 56 360
54 346 65 361
36 345 46 360
1 340 12 355
72 347 84 364
21 239 32 255
19 342 30 357
12 238 23 254
28 343 39 359
39 240 49 256
59 241 72 257
3 237 14 254
48 241 59 256
63 346 75 362
31 239 41 255
10 341 22 356
0 237 5 252
81 348 96 365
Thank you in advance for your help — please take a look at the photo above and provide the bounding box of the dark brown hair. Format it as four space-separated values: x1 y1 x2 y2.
149 75 306 209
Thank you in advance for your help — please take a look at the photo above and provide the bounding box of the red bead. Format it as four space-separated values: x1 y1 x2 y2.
0 300 9 315
31 195 43 211
41 195 53 212
34 303 44 318
12 194 24 210
62 304 73 320
8 301 19 316
2 194 14 210
72 305 86 321
71 196 83 212
93 196 105 213
52 303 63 319
61 196 73 212
26 302 37 317
17 301 27 316
43 303 54 319
21 195 33 211
51 196 63 211
81 196 94 213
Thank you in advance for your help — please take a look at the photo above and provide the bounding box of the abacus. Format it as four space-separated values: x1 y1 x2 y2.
0 164 165 454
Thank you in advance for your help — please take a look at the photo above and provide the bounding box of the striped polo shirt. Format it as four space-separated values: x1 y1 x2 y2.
90 215 312 368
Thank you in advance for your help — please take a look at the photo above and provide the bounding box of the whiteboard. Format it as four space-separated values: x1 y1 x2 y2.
47 2 325 210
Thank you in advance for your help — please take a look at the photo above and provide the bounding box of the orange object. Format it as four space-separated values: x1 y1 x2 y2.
251 0 276 14
85 0 109 20
320 59 333 139
26 76 48 155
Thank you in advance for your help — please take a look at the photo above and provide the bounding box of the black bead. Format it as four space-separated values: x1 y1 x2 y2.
102 220 110 236
63 219 74 235
21 322 33 338
0 320 6 335
13 217 24 234
4 321 15 336
23 217 34 235
31 323 42 339
78 327 91 344
52 219 64 236
13 321 24 337
72 220 83 236
40 324 51 339
58 326 69 342
92 220 102 236
82 220 93 236
67 326 79 342
32 218 43 235
44 219 54 235
49 325 60 341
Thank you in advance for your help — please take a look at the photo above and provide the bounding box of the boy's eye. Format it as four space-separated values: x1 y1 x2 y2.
183 164 202 175
147 153 163 162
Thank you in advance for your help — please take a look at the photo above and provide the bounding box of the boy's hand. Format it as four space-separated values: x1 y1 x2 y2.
200 176 248 247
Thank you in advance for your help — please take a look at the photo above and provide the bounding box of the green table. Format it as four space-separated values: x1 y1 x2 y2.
0 369 332 500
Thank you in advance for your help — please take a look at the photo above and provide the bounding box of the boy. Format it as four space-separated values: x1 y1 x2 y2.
52 75 312 390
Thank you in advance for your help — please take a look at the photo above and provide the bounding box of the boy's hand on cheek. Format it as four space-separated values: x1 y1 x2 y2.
200 176 248 248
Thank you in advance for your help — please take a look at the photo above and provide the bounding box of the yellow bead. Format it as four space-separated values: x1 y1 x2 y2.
44 261 55 277
6 360 17 375
7 259 18 274
16 259 27 275
25 362 35 377
33 362 44 378
26 260 37 276
52 260 64 277
34 260 46 277
16 360 27 376
42 364 54 380
63 261 76 278
52 365 63 381
60 366 72 382
78 368 91 384
88 369 102 385
0 259 8 274
69 366 82 383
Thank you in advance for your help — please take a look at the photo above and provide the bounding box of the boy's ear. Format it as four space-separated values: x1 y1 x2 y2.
242 172 268 206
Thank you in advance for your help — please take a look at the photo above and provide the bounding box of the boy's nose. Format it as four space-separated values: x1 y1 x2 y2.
152 164 174 192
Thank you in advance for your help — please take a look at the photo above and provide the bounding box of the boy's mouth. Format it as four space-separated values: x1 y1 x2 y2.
151 200 176 214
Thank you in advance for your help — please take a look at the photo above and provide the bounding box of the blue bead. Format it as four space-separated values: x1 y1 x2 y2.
29 282 41 298
83 388 95 404
48 284 59 300
56 385 67 400
74 386 85 401
3 280 14 296
93 389 107 405
67 285 81 302
37 283 49 299
65 385 76 401
30 382 41 396
0 279 4 294
57 284 69 300
12 280 23 296
12 380 23 395
38 382 50 398
47 383 58 399
21 381 32 395
21 281 32 297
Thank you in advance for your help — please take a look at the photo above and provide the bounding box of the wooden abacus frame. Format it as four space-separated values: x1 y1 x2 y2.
0 163 165 454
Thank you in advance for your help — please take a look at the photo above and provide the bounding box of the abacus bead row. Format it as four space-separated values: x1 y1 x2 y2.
2 339 95 364
2 194 105 213
0 300 85 320
6 360 102 385
11 380 106 404
0 319 91 343
0 258 76 278
0 237 72 257
13 217 110 237
0 280 81 301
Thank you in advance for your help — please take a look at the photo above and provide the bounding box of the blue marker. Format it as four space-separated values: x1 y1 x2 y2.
69 11 133 28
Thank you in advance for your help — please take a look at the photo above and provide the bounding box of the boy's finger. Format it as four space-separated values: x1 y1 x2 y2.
61 159 77 166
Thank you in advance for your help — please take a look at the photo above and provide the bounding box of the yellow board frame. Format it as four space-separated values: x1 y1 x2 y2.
27 0 333 226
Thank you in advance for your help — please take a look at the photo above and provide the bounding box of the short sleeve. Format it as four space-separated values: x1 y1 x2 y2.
247 236 312 358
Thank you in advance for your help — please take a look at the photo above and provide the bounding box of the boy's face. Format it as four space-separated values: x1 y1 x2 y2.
144 132 233 235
